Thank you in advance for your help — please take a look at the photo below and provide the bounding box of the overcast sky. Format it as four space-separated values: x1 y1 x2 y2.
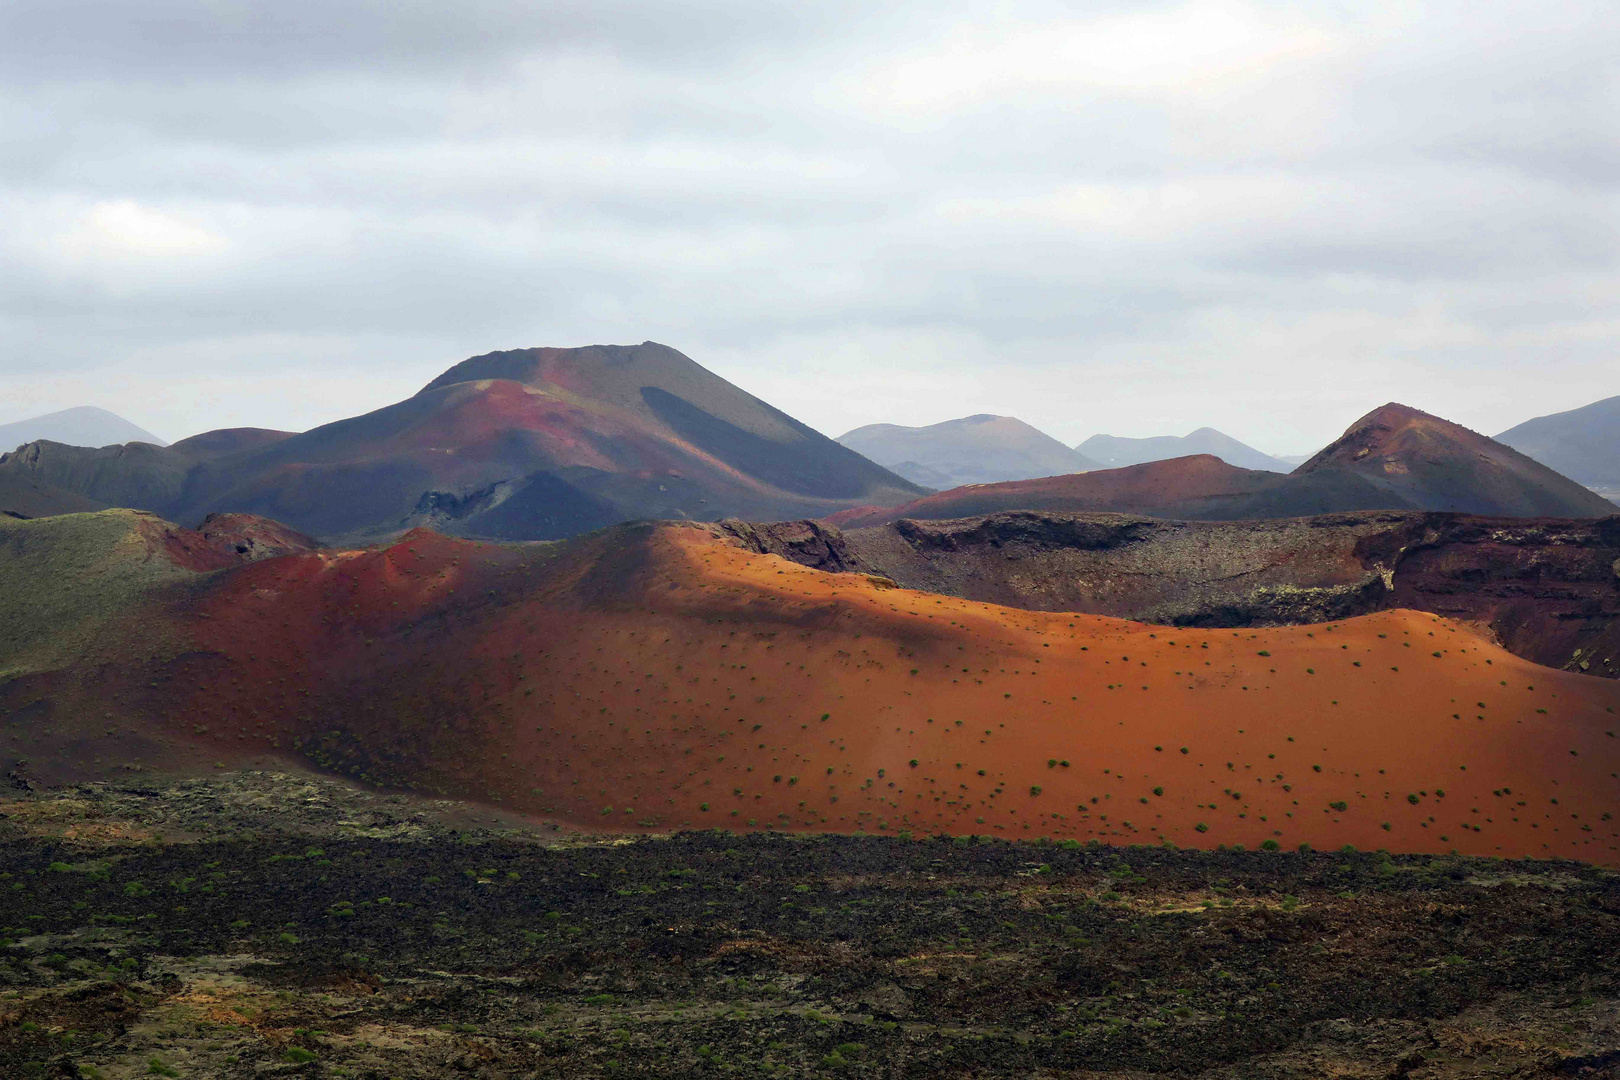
2 0 1616 453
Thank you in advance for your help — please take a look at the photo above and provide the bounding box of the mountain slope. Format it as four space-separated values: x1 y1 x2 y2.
0 343 927 541
169 427 298 461
1278 403 1617 518
838 414 1101 487
843 404 1618 527
1496 395 1620 494
4 516 1618 862
828 455 1288 529
0 406 166 450
0 440 198 512
0 472 106 519
1079 428 1290 472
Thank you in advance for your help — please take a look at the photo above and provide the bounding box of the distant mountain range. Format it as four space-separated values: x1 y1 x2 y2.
3 350 1614 537
830 403 1616 528
1077 428 1291 472
0 343 924 540
837 414 1100 488
0 406 166 450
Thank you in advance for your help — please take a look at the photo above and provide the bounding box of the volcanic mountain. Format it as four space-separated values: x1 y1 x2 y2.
0 343 925 540
1497 394 1620 498
1273 403 1617 518
833 404 1617 527
1078 427 1290 473
837 414 1101 488
5 510 1617 862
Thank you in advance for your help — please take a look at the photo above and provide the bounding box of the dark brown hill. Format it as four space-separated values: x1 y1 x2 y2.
0 343 925 541
1283 403 1616 517
828 455 1286 528
169 427 298 460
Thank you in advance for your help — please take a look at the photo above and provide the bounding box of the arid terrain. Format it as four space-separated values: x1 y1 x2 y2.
5 509 1619 864
3 771 1620 1079
5 491 1620 1076
735 510 1620 680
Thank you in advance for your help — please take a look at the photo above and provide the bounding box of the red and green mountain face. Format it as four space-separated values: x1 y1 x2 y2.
5 509 1619 863
0 343 925 541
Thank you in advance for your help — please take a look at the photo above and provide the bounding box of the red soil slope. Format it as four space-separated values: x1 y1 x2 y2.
829 455 1283 529
44 522 1602 864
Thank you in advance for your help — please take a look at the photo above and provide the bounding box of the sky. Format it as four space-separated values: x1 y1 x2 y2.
2 0 1617 454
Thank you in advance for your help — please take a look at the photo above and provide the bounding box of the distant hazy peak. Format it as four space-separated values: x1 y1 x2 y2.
837 413 1100 488
1495 394 1620 488
0 406 167 450
1076 428 1287 473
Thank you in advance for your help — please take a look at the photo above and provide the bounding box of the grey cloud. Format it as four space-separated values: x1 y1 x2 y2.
1 0 1617 449
1 0 882 79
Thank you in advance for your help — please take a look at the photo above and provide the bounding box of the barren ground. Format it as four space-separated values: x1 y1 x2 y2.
3 772 1619 1079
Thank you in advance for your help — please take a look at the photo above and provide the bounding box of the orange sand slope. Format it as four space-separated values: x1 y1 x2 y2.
164 522 1620 864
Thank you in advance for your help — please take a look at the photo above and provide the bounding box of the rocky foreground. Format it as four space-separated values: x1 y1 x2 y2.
2 772 1618 1078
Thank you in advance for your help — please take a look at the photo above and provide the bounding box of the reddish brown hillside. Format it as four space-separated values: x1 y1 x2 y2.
0 343 925 541
829 455 1284 528
1289 403 1616 518
8 520 1617 863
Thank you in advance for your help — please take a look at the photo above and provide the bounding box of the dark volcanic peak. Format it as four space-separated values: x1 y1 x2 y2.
0 342 924 540
1293 402 1616 518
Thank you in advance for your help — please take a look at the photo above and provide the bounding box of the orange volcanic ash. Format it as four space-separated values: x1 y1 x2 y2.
147 522 1620 864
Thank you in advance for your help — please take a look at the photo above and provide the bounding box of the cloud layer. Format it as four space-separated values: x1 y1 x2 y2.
3 0 1617 451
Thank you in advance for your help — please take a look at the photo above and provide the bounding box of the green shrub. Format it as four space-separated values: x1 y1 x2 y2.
283 1048 317 1064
